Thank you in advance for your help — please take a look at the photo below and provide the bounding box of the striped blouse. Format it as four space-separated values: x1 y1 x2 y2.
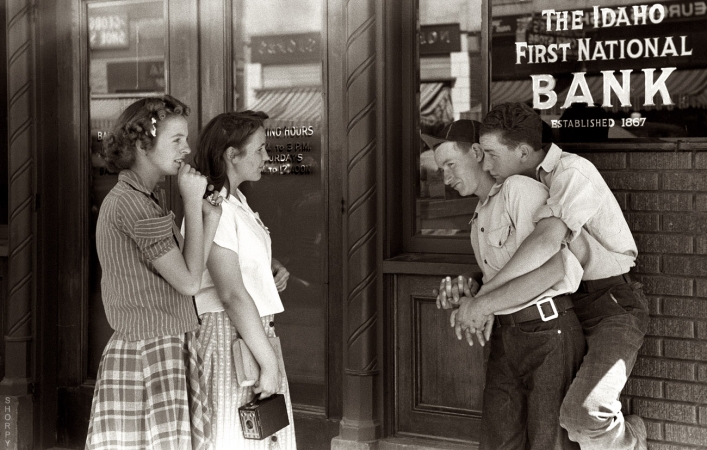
95 170 198 341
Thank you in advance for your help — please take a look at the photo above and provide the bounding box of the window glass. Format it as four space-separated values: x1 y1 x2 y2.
416 0 484 238
234 0 326 410
491 0 707 141
87 0 166 376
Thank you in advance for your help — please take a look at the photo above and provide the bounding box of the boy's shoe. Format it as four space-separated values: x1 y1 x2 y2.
625 415 647 450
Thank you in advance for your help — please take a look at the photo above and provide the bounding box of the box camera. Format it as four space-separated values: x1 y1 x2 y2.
239 394 290 440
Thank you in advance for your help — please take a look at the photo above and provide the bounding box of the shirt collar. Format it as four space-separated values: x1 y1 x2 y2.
477 181 504 208
536 143 563 179
119 170 161 198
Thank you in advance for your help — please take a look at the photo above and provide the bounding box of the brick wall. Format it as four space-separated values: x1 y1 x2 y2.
582 150 707 449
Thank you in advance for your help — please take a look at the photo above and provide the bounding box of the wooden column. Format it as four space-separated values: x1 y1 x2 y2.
1 0 36 447
331 0 381 447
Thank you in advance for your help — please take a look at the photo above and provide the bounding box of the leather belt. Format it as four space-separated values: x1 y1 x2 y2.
577 273 631 293
496 295 573 326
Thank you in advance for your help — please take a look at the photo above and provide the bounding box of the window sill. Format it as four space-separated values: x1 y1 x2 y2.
383 253 480 276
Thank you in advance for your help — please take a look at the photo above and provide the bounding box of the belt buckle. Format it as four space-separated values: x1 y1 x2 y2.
536 298 558 322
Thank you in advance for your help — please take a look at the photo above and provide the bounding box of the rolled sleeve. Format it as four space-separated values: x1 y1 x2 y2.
212 204 239 255
533 167 602 242
134 215 176 261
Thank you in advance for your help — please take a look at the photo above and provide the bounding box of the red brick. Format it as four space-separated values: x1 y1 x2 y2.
666 382 707 403
630 153 692 170
624 377 664 397
635 234 693 255
582 153 628 170
663 298 707 320
604 172 660 190
696 152 707 169
637 255 661 274
698 322 707 340
633 357 696 381
663 173 707 191
664 256 707 277
699 365 707 382
664 423 707 446
697 194 707 212
640 337 663 357
627 214 661 232
697 279 707 298
700 406 707 426
648 296 661 315
664 340 707 362
663 214 707 234
635 275 694 297
648 318 695 338
634 399 697 424
648 444 700 450
696 236 707 255
631 193 693 211
644 419 664 441
614 192 629 210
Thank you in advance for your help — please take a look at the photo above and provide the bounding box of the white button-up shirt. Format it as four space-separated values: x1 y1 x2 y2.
193 187 284 317
535 144 637 280
471 175 583 315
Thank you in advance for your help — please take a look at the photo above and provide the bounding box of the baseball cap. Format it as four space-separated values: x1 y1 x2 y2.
421 119 480 150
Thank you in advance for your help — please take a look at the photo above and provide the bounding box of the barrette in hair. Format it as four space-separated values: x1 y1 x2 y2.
150 117 157 137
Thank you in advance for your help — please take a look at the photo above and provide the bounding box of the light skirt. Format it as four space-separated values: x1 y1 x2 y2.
86 331 211 450
199 311 296 450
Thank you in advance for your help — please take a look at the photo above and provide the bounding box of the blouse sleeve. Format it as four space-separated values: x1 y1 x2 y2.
117 193 177 262
212 203 240 254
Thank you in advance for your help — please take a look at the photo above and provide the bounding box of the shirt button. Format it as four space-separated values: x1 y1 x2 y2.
272 436 278 442
484 259 488 264
481 227 484 232
269 321 275 327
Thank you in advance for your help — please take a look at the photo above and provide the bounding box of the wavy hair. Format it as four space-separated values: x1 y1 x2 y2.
193 110 269 193
101 95 190 172
480 102 543 151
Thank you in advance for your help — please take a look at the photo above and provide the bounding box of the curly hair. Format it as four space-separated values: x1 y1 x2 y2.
101 95 191 173
481 102 543 151
193 110 269 193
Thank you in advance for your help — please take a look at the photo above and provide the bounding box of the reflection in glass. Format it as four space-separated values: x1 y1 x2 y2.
87 0 166 377
416 0 483 237
234 0 326 410
491 0 707 140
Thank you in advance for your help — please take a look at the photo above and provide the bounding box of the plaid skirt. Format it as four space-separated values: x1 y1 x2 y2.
199 312 296 450
86 331 211 450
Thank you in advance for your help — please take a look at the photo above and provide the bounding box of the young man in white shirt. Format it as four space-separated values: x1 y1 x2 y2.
425 120 585 450
454 103 649 450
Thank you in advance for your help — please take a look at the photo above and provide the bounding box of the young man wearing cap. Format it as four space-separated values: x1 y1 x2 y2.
424 120 586 450
455 102 649 450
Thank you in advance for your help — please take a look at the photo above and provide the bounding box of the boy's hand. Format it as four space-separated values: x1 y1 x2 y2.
434 275 479 309
202 185 223 219
450 297 494 346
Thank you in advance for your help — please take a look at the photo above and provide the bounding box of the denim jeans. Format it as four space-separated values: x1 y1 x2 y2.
480 309 586 450
559 281 649 450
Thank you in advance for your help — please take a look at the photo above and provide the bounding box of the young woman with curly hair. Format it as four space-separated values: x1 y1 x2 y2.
86 95 222 449
190 110 296 449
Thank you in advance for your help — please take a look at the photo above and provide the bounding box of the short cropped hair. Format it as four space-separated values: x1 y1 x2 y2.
193 110 269 193
481 102 542 151
101 95 190 173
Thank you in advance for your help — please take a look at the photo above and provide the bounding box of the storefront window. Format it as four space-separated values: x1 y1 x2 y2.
491 0 707 141
87 0 167 375
234 0 326 410
415 0 485 240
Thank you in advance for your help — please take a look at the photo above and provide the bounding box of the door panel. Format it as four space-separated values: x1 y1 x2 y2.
396 274 487 443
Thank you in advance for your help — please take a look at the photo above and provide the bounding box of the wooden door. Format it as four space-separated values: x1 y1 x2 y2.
395 274 488 445
53 1 199 446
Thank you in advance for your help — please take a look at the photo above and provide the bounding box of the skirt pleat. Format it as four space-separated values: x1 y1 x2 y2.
199 311 297 450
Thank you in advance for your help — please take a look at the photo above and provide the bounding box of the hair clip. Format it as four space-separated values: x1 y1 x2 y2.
150 117 157 137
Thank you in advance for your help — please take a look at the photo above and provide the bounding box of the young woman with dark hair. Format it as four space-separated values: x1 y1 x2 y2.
191 110 296 449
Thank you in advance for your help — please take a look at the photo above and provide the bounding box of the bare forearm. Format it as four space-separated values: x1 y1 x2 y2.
476 252 565 315
180 202 206 284
223 296 278 371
